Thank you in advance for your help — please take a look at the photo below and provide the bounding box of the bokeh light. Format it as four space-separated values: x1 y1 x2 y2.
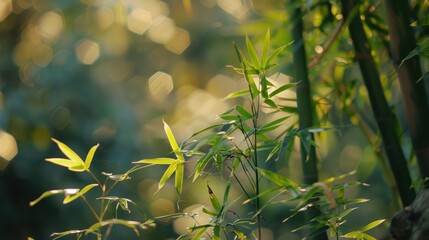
75 39 100 65
148 71 174 100
0 0 12 22
0 130 18 170
37 11 63 41
127 8 152 35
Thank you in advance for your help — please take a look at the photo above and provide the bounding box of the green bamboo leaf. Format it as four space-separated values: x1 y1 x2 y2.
158 162 177 191
266 44 287 67
264 98 278 108
202 207 217 216
193 149 215 181
402 37 429 64
235 105 253 120
269 82 297 97
69 165 86 172
261 30 270 66
224 89 250 99
338 207 358 220
30 189 70 206
259 116 290 134
280 105 297 113
84 143 99 169
259 168 300 193
191 226 208 240
213 225 221 240
45 158 84 172
133 158 177 165
234 42 259 99
359 219 385 232
175 162 184 193
246 35 260 69
63 183 98 204
163 121 185 161
207 183 221 211
411 15 429 26
51 138 85 167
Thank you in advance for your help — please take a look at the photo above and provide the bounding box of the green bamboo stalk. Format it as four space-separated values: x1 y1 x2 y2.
383 0 429 180
288 1 328 239
341 0 415 206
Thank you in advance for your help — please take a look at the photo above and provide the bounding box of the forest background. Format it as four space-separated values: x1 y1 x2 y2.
0 0 428 239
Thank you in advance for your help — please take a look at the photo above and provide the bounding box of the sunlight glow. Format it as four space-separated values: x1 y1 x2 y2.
0 0 12 22
127 8 152 35
37 11 63 41
0 130 18 170
75 39 100 65
96 7 115 30
148 71 174 99
164 28 190 54
216 0 251 20
148 16 175 44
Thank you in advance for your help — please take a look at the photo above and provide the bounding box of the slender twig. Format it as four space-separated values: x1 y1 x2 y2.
307 19 345 69
81 195 101 222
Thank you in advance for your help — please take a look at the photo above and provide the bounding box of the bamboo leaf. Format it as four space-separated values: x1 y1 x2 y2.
259 168 300 193
411 15 429 26
175 162 184 193
202 207 218 216
235 105 253 120
234 42 259 99
207 183 221 211
63 183 98 204
224 89 250 99
158 162 177 191
133 158 177 165
259 116 290 134
191 226 209 240
51 138 85 167
84 143 99 169
30 189 70 206
266 45 287 67
246 35 260 69
269 82 298 97
45 158 84 172
359 219 385 232
261 30 270 66
163 121 185 161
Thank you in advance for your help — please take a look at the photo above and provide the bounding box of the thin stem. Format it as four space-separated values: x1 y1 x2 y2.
81 195 101 222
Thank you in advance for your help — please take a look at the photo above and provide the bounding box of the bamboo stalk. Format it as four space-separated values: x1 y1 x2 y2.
383 0 429 180
288 1 328 239
341 0 415 206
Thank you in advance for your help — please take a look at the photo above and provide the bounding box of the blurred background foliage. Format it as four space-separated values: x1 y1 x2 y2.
0 0 428 239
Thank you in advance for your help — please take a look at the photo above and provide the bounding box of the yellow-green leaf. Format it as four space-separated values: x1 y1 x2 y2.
51 138 85 166
133 158 177 165
158 162 177 191
207 183 221 211
85 143 99 169
359 219 385 232
30 189 67 206
175 162 184 193
163 121 185 161
63 183 98 204
45 158 82 170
